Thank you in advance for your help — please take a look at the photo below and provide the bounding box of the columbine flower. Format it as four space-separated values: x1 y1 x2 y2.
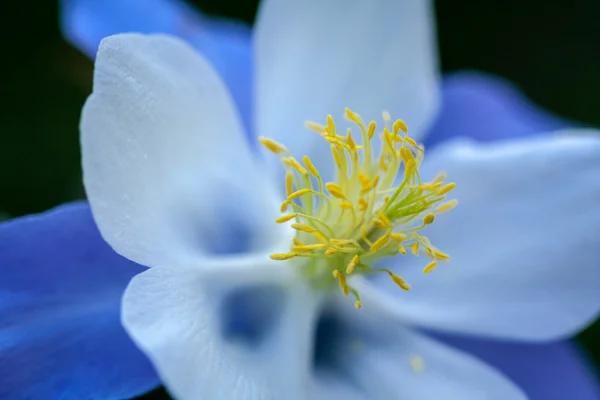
1 1 598 399
76 1 600 399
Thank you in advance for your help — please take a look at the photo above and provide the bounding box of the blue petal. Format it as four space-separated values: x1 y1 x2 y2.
439 335 600 400
0 202 159 400
425 71 570 148
60 0 252 132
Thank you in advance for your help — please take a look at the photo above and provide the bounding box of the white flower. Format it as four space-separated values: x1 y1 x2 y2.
80 0 600 399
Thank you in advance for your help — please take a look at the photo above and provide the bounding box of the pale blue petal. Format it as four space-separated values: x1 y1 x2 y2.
440 334 600 400
81 34 282 268
425 72 569 147
122 265 320 400
255 0 439 183
0 202 158 399
310 298 525 400
372 134 600 341
60 0 252 131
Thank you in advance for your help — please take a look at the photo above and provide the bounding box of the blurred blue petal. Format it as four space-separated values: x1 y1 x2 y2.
0 202 159 400
440 335 600 400
426 71 570 148
60 0 252 131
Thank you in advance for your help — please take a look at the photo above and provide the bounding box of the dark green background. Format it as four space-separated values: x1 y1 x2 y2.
1 1 598 398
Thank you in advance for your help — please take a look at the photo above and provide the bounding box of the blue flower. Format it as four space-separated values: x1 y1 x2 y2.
0 0 596 399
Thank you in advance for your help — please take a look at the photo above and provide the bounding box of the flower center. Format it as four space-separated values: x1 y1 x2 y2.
260 108 457 309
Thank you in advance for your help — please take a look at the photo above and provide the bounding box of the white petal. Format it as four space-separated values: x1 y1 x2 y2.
312 291 526 400
82 33 283 268
122 259 322 400
255 0 439 182
373 133 600 341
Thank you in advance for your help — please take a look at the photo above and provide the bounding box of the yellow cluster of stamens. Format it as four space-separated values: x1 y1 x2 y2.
260 108 457 308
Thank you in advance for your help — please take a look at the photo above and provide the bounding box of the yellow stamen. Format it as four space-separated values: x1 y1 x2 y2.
436 199 459 214
423 260 438 274
423 213 435 225
262 109 457 309
270 253 296 260
346 255 360 275
259 137 287 154
303 155 320 176
291 223 316 233
390 273 411 291
411 242 420 256
288 188 311 201
276 213 298 223
438 182 456 195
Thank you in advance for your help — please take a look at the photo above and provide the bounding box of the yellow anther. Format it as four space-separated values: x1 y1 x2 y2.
330 239 354 246
390 232 407 242
346 255 360 275
291 223 316 233
285 171 293 198
357 198 368 211
340 201 353 210
324 136 344 146
325 182 346 199
276 213 298 223
390 274 411 291
423 260 438 274
355 301 362 309
288 188 311 201
345 107 361 126
405 137 417 146
270 253 296 261
303 155 319 177
438 182 456 195
280 201 289 212
411 242 420 256
325 248 337 255
305 121 326 134
284 157 308 176
431 249 450 261
313 231 329 244
398 245 407 255
367 121 376 139
293 238 304 246
436 199 459 214
360 175 380 194
370 234 391 252
326 114 336 137
433 172 447 184
400 147 415 163
423 213 435 225
259 136 287 154
374 219 387 229
292 244 327 253
393 119 408 134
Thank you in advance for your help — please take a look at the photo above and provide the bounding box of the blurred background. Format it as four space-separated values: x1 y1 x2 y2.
1 0 598 398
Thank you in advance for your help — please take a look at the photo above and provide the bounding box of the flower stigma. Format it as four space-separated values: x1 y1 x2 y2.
260 108 457 308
